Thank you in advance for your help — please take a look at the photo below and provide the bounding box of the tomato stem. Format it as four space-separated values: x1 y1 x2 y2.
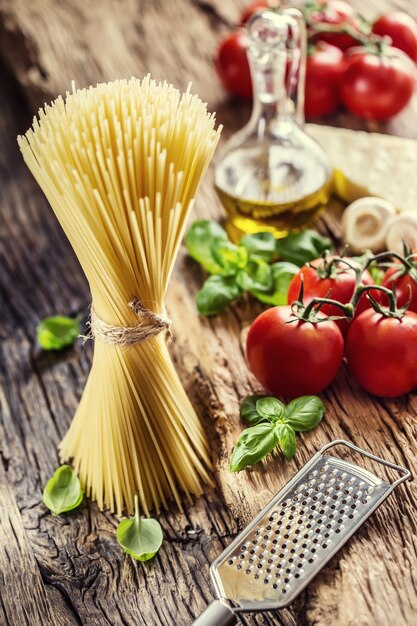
351 284 408 319
312 252 359 279
303 297 353 319
289 295 353 324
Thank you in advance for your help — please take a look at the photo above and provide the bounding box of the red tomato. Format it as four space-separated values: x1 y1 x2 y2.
305 42 345 118
287 257 375 334
346 308 417 397
215 31 252 100
340 47 416 121
246 305 344 398
372 12 417 63
382 255 417 312
306 0 362 51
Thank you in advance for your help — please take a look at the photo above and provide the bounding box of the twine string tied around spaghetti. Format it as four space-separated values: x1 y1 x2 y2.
88 298 172 346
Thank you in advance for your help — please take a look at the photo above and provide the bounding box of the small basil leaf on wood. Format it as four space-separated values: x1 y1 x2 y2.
196 275 242 315
185 219 228 274
256 397 285 421
212 241 248 275
275 423 297 460
284 396 326 431
236 258 272 293
240 395 268 425
229 422 279 472
43 465 83 515
240 232 277 262
117 495 163 562
275 230 332 266
253 261 299 305
37 316 80 351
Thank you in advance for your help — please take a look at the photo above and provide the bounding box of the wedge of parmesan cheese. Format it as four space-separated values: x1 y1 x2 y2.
307 124 417 213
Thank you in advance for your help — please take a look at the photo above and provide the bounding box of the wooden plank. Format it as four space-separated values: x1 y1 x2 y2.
0 449 59 626
0 1 416 625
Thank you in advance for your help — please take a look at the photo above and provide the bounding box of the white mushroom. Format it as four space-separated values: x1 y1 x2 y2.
385 211 417 254
341 197 397 253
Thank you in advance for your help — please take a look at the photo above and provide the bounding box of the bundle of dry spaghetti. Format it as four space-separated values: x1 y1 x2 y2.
18 77 221 515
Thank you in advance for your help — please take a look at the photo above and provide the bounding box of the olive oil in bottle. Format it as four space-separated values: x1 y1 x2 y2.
214 9 333 241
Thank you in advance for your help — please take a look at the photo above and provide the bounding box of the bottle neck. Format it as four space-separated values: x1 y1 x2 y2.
245 9 306 136
248 50 294 140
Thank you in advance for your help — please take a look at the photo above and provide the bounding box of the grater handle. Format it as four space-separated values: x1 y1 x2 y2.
319 439 412 487
191 601 237 626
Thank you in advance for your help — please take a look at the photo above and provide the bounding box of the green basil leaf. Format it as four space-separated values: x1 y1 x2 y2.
275 423 297 460
283 395 326 431
240 232 277 262
37 316 80 351
43 465 83 515
185 219 228 274
240 395 268 425
117 495 163 562
253 261 299 305
236 258 273 293
212 241 248 275
256 397 285 421
275 229 332 266
196 275 242 315
368 264 385 285
229 422 279 472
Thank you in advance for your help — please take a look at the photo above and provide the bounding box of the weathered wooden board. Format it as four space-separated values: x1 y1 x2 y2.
0 1 417 625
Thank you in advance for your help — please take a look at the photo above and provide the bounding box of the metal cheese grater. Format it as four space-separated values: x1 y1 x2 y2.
192 440 411 626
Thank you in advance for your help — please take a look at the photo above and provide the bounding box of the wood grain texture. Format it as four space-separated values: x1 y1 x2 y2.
0 1 416 625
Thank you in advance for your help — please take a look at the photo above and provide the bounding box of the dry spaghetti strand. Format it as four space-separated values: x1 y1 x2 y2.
19 76 221 516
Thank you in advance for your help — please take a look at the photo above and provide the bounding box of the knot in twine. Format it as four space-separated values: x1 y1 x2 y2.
89 298 172 346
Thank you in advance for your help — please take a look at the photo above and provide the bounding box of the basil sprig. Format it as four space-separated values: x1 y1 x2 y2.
275 229 332 266
37 315 80 351
230 395 325 472
185 220 332 315
43 465 83 515
116 495 163 562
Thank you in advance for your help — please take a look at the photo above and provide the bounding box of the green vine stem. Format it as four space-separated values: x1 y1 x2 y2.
351 284 409 319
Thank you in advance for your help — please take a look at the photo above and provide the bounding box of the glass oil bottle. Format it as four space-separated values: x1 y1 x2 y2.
214 9 333 241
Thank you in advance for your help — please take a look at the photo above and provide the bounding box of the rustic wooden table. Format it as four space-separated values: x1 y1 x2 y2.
0 1 417 625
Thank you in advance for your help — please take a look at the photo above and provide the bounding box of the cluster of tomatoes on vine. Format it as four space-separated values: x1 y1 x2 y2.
246 246 417 400
215 0 417 120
